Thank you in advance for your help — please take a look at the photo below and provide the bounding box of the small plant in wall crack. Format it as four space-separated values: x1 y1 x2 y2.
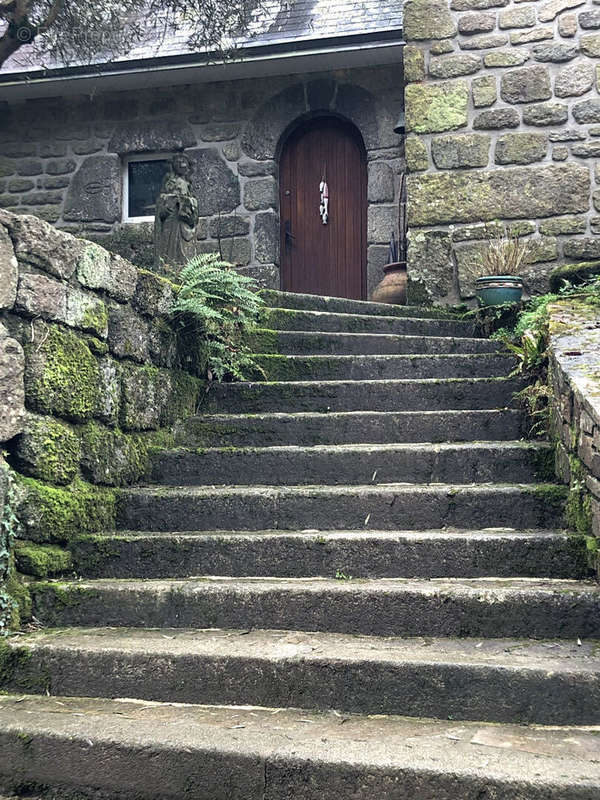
171 253 265 383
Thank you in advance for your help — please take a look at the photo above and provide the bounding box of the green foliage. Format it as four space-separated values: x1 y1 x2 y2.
0 464 24 634
172 253 265 382
335 569 353 581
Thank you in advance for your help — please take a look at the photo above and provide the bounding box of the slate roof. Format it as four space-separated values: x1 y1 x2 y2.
1 0 403 76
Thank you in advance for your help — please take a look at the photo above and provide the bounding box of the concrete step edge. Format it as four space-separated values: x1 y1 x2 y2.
1 695 599 797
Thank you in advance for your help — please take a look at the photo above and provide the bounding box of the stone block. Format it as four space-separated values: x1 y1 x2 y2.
484 50 529 66
188 148 241 216
15 273 66 321
500 65 551 103
15 413 79 485
20 190 63 206
407 163 589 225
222 140 241 161
558 13 578 36
459 33 508 48
407 229 454 297
368 205 398 243
119 365 180 431
573 98 600 122
8 178 34 192
45 159 77 175
451 0 509 8
0 157 15 177
510 27 554 44
254 211 279 264
522 102 568 125
458 12 496 33
572 141 600 157
65 286 108 338
532 43 579 61
209 215 251 240
581 33 600 56
431 40 455 54
473 107 520 129
108 119 196 154
594 190 600 212
95 357 121 427
405 80 469 133
455 240 487 297
197 122 240 142
539 216 587 235
39 142 67 158
405 137 430 171
472 75 497 107
451 221 504 241
552 145 569 161
72 140 104 155
404 46 426 82
24 322 99 424
108 304 150 363
507 220 536 237
555 61 595 96
214 237 252 267
432 133 491 168
79 421 150 486
525 237 559 263
241 85 306 160
538 0 584 22
403 0 457 39
580 9 600 27
368 163 395 202
429 53 482 77
77 244 138 303
593 217 600 235
0 323 25 442
494 132 548 164
563 238 600 258
63 155 120 223
499 6 535 27
237 160 277 178
243 178 277 211
548 129 586 141
15 159 43 176
38 176 70 190
0 224 17 311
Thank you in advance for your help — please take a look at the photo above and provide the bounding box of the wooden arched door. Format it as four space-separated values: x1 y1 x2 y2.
279 117 367 300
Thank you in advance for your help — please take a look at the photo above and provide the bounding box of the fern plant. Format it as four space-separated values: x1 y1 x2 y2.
171 253 264 382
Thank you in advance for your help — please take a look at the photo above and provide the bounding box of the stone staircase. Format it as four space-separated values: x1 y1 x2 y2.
2 290 600 799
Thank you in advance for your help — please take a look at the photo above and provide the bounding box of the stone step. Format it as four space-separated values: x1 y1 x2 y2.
69 529 586 580
200 377 523 414
254 353 515 381
180 409 526 447
150 441 553 486
4 629 600 726
249 328 501 355
1 696 599 800
263 307 476 337
31 576 600 638
260 289 454 318
117 483 566 532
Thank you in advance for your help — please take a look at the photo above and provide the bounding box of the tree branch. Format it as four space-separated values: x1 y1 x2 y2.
39 0 62 32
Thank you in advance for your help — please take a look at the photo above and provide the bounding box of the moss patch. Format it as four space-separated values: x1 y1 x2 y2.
16 475 117 544
566 455 593 536
14 542 72 578
79 421 152 486
24 324 99 423
549 260 600 293
14 415 80 486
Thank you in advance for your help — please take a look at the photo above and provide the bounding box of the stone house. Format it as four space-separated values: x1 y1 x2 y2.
0 1 405 300
1 0 600 303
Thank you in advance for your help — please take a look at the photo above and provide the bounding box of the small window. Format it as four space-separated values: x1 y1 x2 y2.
122 154 171 222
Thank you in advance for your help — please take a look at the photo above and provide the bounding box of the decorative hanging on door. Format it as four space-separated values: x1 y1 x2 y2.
319 167 329 225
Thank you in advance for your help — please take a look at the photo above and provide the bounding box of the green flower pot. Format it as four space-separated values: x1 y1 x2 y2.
476 276 523 307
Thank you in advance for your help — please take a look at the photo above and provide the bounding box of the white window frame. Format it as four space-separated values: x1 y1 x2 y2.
122 152 174 223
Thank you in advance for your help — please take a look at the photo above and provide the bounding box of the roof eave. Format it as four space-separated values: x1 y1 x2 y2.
0 29 404 101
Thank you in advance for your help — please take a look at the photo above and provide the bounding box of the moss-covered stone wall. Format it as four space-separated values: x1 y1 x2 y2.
548 299 600 576
404 0 600 303
0 210 203 629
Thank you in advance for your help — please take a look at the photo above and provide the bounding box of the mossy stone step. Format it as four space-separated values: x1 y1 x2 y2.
180 409 526 447
30 576 600 638
68 529 587 580
117 483 567 533
150 441 554 487
4 628 599 725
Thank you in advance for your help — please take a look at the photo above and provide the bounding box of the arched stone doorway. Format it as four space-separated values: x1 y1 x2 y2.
278 116 367 300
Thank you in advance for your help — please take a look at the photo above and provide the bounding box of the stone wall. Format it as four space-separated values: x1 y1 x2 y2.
549 299 600 576
0 66 403 297
0 210 202 628
404 0 600 303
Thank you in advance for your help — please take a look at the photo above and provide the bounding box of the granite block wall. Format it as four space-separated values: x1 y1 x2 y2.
404 0 600 302
0 66 403 296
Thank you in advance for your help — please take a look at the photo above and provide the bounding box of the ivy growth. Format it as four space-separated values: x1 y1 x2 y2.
171 253 265 383
0 462 23 635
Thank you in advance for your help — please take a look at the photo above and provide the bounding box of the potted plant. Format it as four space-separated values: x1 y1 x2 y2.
371 173 408 305
465 233 530 307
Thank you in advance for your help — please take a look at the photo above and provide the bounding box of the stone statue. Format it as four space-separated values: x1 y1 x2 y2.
153 153 199 272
